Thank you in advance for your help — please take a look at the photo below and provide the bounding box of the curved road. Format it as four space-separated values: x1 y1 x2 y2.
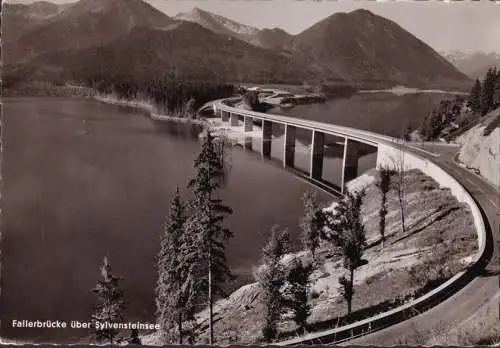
345 145 499 345
214 98 499 345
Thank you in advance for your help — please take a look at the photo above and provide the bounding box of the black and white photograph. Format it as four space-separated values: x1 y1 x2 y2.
0 0 499 345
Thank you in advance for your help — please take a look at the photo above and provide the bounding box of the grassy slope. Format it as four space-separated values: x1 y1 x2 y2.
143 168 478 345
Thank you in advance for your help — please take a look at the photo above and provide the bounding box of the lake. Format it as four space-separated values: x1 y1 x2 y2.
0 92 451 343
269 91 458 137
0 98 332 343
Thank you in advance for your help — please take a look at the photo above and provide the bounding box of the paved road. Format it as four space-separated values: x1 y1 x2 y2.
344 147 499 345
215 100 499 344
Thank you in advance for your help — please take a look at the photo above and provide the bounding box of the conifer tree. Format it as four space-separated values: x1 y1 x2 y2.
300 190 322 261
91 256 126 344
186 130 233 345
468 78 482 113
128 329 142 345
376 167 393 249
481 68 497 115
155 188 195 344
283 258 313 334
326 190 367 315
494 70 500 107
257 226 290 343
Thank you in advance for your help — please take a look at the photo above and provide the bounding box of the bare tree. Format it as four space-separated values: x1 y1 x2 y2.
376 166 393 248
392 135 407 234
399 136 407 234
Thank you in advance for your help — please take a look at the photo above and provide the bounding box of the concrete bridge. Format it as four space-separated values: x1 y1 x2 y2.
208 97 494 345
212 98 401 194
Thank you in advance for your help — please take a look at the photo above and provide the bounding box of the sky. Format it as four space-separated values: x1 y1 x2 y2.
6 0 500 54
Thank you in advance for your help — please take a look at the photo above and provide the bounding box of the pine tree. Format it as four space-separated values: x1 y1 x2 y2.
494 70 500 108
327 190 367 315
187 130 233 345
91 257 126 344
257 226 290 343
376 167 393 249
429 110 443 140
468 78 482 113
403 123 413 141
299 190 321 261
481 68 497 115
283 258 313 334
128 329 142 345
155 188 195 344
418 113 431 141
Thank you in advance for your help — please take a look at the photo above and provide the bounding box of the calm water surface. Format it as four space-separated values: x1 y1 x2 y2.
0 92 449 342
270 92 457 137
0 98 331 342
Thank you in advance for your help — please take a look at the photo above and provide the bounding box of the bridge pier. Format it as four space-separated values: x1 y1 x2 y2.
310 130 324 180
244 116 253 132
341 138 360 192
283 125 296 168
221 110 229 122
230 113 239 127
244 136 253 151
261 120 272 158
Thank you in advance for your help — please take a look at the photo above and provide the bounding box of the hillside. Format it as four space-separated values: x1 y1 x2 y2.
5 22 323 86
1 1 65 44
456 107 500 189
293 9 471 90
174 7 261 47
442 51 500 79
3 0 175 64
171 7 471 90
142 169 477 345
3 1 472 90
174 7 294 51
257 28 294 52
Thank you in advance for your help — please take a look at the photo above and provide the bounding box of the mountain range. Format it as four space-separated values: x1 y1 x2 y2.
441 51 500 80
3 0 473 91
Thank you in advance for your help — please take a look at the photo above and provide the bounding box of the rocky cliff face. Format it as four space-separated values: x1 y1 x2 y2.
457 107 500 189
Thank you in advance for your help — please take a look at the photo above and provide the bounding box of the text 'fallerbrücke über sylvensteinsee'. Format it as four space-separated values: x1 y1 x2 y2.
11 320 160 330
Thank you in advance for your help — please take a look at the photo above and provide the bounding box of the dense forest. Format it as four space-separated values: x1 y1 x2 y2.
88 73 236 115
419 67 500 141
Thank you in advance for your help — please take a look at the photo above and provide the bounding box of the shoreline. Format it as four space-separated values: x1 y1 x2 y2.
93 94 208 127
92 94 266 145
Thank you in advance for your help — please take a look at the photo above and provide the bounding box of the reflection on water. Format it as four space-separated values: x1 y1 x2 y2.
269 92 456 137
0 98 332 343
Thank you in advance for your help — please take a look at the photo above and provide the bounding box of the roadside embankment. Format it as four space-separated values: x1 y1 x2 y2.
455 107 500 189
142 168 478 345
